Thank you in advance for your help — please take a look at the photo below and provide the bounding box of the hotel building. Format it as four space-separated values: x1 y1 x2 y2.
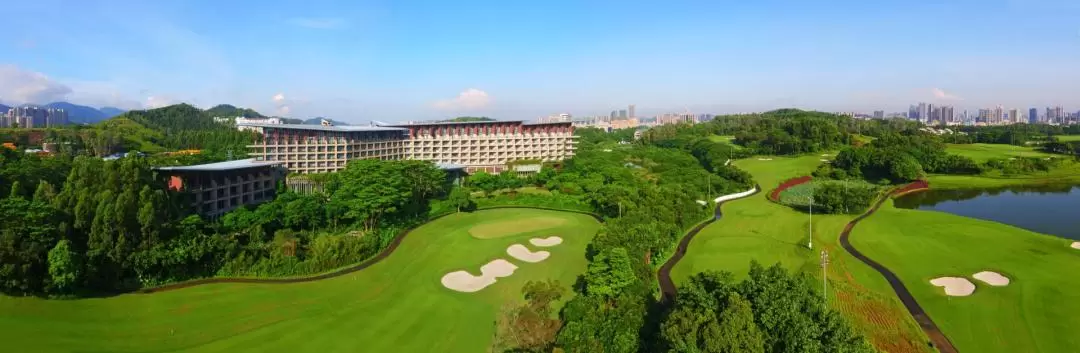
156 159 285 217
241 120 576 174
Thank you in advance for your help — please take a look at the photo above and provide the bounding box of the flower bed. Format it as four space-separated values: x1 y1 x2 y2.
891 180 929 197
769 176 813 201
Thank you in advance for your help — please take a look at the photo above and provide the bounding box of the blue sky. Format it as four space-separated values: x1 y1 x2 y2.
2 0 1079 122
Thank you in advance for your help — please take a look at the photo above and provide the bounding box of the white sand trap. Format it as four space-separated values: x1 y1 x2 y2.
441 259 518 293
930 277 976 296
821 154 831 157
973 271 1010 286
507 244 550 263
820 159 830 162
530 236 564 247
1071 242 1080 249
757 158 773 161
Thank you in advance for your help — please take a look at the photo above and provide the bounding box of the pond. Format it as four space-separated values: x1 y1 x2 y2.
894 184 1080 240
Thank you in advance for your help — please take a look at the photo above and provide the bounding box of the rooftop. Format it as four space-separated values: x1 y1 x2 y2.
385 120 524 127
238 123 406 132
155 158 283 172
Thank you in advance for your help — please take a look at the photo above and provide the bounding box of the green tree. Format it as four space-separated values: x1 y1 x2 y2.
470 171 500 196
701 293 764 353
47 239 82 293
33 181 57 203
447 187 475 212
492 280 565 352
584 247 636 298
0 198 61 294
8 180 22 198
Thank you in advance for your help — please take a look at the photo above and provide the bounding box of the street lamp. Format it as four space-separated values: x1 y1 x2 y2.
821 249 829 308
808 195 814 250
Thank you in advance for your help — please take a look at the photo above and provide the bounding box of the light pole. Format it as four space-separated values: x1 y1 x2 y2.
821 249 829 308
808 195 813 250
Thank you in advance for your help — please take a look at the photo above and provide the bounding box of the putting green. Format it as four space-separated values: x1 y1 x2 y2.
468 216 568 239
0 208 600 353
671 155 933 352
853 201 1080 352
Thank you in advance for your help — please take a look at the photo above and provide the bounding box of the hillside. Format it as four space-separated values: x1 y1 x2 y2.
206 104 267 119
101 104 259 159
0 104 9 114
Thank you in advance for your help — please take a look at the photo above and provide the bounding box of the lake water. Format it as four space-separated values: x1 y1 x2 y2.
894 184 1080 240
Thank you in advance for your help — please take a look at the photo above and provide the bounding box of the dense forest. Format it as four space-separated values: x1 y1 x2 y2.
0 149 449 294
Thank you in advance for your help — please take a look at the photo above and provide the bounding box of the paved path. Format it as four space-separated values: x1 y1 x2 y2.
658 186 759 302
838 184 958 353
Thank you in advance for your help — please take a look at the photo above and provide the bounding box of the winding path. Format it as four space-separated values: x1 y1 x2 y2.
139 206 602 294
838 184 958 353
658 186 760 301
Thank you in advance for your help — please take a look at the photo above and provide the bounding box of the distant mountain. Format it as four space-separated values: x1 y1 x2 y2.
206 104 267 119
0 104 9 114
303 117 349 126
43 102 109 124
99 107 127 118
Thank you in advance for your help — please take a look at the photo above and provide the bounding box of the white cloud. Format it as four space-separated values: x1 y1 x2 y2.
0 65 73 104
931 88 962 101
271 92 291 115
286 17 347 29
433 88 492 110
146 95 176 109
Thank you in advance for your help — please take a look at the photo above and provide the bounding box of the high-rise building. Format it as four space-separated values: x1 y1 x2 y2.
628 104 636 119
940 106 955 125
1029 108 1039 124
873 110 885 119
1047 106 1064 124
1007 109 1020 124
618 110 628 119
609 110 618 121
916 102 929 123
4 106 68 128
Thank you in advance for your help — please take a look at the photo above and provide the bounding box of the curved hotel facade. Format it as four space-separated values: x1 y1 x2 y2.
241 120 576 174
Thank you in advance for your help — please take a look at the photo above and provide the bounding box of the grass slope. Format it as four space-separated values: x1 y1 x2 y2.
1055 135 1080 142
929 160 1080 188
945 143 1052 162
0 208 599 353
852 201 1080 352
671 155 932 352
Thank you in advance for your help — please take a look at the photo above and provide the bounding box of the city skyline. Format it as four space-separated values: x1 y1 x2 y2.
3 0 1080 123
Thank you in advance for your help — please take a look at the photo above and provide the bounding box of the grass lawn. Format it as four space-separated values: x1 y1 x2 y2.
708 135 742 149
1055 135 1080 142
929 160 1080 188
852 200 1080 352
671 155 932 352
945 143 1053 162
0 208 599 353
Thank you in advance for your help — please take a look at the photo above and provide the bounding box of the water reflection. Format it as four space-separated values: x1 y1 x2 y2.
894 184 1080 240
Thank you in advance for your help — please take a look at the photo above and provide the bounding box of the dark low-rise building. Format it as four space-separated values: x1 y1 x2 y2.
156 158 285 217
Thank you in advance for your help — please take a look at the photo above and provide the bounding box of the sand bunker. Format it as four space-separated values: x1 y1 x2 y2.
507 244 550 263
441 259 518 293
821 154 831 157
1071 242 1080 249
930 277 976 296
757 158 773 161
530 236 563 247
820 159 829 162
972 271 1010 286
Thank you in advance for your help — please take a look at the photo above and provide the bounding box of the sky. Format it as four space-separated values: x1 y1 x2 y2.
2 0 1079 123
